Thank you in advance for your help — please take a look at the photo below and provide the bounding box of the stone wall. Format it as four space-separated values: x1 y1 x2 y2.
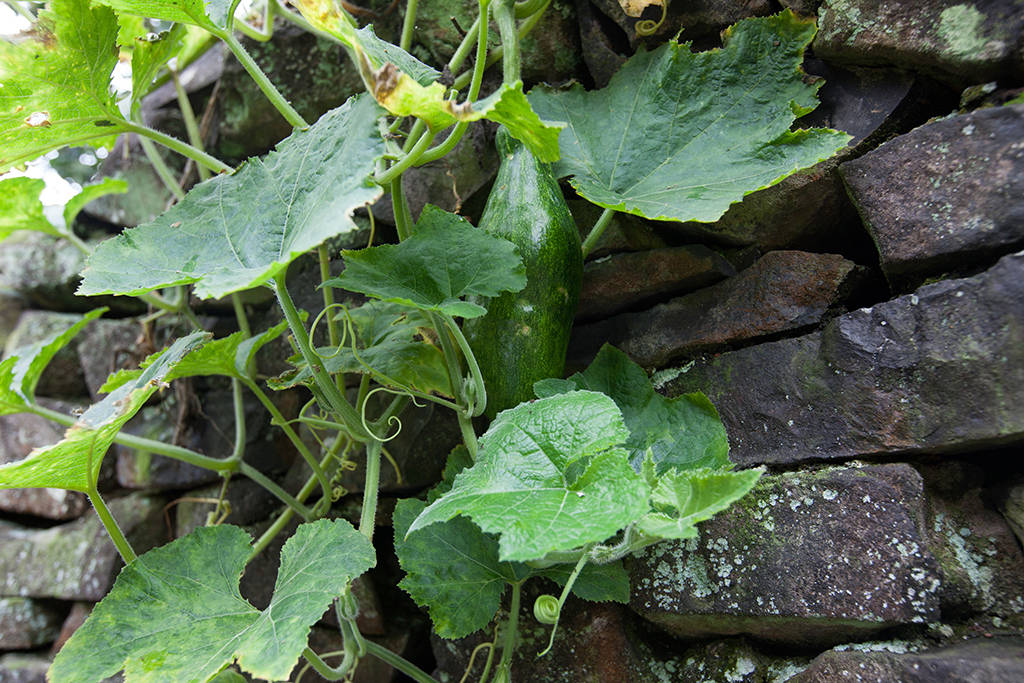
2 1 1024 681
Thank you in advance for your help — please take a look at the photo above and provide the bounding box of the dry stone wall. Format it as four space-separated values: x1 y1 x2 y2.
1 0 1023 681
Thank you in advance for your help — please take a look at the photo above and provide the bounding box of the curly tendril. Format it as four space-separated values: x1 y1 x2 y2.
308 302 352 361
360 386 405 443
532 595 560 625
635 0 669 37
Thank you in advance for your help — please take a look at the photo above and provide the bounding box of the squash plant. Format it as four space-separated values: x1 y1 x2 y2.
0 1 849 680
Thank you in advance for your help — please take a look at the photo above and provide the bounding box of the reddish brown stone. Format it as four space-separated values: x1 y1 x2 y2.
571 250 859 368
577 246 735 321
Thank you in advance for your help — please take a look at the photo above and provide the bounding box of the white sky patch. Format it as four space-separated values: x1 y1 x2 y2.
0 5 31 37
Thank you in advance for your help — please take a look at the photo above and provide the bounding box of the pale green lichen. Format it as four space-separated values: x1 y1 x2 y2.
938 5 989 59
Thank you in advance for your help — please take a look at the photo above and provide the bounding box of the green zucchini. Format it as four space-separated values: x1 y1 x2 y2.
464 127 583 418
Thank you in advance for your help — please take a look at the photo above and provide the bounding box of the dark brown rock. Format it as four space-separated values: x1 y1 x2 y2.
75 317 187 400
589 0 774 45
573 199 669 259
173 478 277 539
49 602 91 655
792 636 1024 682
918 461 1024 619
661 250 1024 467
629 464 941 648
815 0 1024 86
577 246 735 321
575 0 628 88
1000 478 1024 548
841 104 1024 287
571 250 859 368
0 598 65 651
0 494 164 601
0 405 90 520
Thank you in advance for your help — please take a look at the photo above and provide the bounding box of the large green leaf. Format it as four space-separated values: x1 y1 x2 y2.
79 95 386 299
167 321 289 381
408 391 651 562
527 10 851 222
0 308 107 414
0 331 208 492
395 498 531 639
94 0 234 35
326 205 527 319
395 497 630 639
635 467 763 540
356 25 440 86
49 518 375 682
0 0 127 171
534 344 729 474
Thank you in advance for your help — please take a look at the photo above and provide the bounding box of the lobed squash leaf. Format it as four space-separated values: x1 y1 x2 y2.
527 10 851 223
49 519 375 682
635 466 763 540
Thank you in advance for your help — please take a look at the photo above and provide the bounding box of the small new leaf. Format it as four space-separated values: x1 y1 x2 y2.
79 96 386 299
409 391 650 561
49 519 375 682
636 467 763 540
528 11 851 222
327 205 526 319
535 344 729 473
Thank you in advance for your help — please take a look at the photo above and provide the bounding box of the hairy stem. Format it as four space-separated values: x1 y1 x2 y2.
359 439 382 540
492 0 520 84
220 31 308 128
364 640 439 683
137 134 185 200
400 0 418 51
494 582 522 680
171 70 210 181
121 121 232 174
88 488 137 563
580 207 616 258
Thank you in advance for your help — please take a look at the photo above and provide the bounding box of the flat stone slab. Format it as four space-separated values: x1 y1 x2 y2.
0 598 64 650
577 246 735 321
0 494 163 601
0 653 48 683
629 464 941 648
841 104 1024 286
661 251 1024 466
792 636 1024 682
815 0 1024 85
571 251 858 368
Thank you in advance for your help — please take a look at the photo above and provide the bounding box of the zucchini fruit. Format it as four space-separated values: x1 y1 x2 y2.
464 128 583 418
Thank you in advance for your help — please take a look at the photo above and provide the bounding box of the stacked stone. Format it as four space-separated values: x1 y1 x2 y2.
2 0 1024 681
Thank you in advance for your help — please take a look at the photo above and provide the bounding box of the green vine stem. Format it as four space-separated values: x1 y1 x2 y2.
87 488 137 563
390 176 414 241
27 403 237 472
242 378 333 503
493 581 522 681
136 133 186 200
273 272 369 440
233 0 276 42
536 549 590 656
121 120 232 174
171 70 211 181
300 646 357 681
364 640 438 683
219 31 308 129
5 0 34 22
580 207 616 258
358 439 382 540
317 246 342 350
441 313 487 418
450 0 549 91
491 0 521 84
238 461 313 521
227 379 247 462
400 0 418 51
430 312 479 459
375 127 436 186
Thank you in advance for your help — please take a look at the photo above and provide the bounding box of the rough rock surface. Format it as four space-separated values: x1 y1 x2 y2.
74 317 186 400
573 200 669 259
577 246 735 321
629 464 941 647
669 61 922 252
0 406 90 520
0 598 65 650
815 0 1024 85
662 251 1024 467
571 251 858 368
0 291 22 350
174 478 277 539
792 636 1024 682
0 494 163 601
0 653 48 683
918 461 1024 618
1000 478 1024 547
841 104 1024 286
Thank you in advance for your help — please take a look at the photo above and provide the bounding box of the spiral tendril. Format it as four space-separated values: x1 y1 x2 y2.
533 595 560 625
635 0 668 37
308 303 352 361
360 386 405 443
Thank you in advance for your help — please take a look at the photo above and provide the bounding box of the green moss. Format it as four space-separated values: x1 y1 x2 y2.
938 5 988 59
